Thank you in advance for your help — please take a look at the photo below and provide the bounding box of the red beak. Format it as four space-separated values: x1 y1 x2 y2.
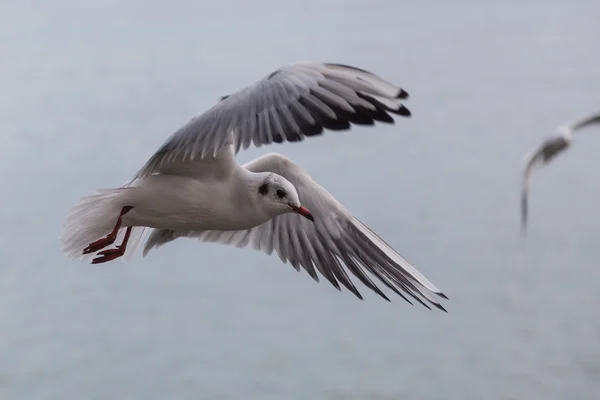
290 205 314 222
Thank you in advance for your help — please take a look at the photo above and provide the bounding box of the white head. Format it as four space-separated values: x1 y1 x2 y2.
253 173 314 221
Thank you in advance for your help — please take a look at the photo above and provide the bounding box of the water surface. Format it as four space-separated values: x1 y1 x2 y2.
1 1 600 399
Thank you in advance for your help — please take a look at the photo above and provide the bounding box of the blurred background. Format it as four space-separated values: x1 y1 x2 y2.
1 1 600 399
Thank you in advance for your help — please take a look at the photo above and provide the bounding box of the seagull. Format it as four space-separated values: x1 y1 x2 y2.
61 62 447 311
521 110 600 234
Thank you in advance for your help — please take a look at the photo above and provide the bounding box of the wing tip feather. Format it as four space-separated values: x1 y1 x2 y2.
398 105 411 117
436 291 449 300
396 89 409 99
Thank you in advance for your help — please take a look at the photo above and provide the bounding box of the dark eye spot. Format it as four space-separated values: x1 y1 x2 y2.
276 188 286 199
258 183 269 195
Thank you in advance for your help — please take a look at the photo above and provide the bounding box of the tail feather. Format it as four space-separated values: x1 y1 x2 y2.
61 187 144 261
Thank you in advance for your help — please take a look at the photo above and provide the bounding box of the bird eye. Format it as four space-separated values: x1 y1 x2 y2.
276 188 286 198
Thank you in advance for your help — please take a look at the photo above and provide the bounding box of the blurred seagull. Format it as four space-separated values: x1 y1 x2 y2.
521 110 600 234
61 61 448 311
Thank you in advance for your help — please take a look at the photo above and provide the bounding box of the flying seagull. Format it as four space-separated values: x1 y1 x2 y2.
61 62 447 311
521 110 600 234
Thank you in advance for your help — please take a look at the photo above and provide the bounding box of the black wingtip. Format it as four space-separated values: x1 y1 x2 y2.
398 105 411 117
396 89 409 99
431 302 448 313
373 290 391 302
349 287 364 300
436 292 449 300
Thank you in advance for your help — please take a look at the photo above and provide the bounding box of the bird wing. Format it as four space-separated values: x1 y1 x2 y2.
132 62 411 180
142 153 447 311
520 144 546 234
565 110 600 133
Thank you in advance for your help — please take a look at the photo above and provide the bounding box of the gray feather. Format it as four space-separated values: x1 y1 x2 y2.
132 62 410 180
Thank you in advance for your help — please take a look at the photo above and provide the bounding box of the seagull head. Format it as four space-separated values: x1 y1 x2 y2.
541 135 571 162
255 173 314 222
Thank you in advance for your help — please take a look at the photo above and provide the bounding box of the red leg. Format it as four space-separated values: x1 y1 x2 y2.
91 226 133 264
83 206 133 255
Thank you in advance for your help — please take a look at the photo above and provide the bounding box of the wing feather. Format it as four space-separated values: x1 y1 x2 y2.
142 153 446 310
566 110 600 133
133 62 410 180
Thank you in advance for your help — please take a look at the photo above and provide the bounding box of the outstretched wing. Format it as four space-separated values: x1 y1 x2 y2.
520 146 545 235
133 62 411 180
143 153 447 311
566 110 600 133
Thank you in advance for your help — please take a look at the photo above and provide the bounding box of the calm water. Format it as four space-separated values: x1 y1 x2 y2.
1 1 600 399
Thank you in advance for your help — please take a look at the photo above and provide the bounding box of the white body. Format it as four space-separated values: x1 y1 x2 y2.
121 168 272 232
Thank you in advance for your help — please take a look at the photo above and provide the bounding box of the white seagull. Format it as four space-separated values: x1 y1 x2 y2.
521 110 600 234
61 62 447 311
